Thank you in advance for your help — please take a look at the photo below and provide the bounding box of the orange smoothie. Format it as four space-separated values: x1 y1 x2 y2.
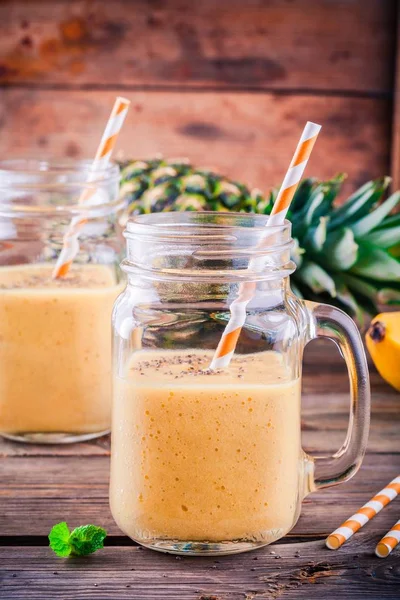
0 263 121 436
110 350 303 544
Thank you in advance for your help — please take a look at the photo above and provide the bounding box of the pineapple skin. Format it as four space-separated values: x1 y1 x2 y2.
119 158 267 215
119 159 400 323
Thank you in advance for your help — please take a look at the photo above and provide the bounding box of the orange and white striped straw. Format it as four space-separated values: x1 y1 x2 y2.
209 121 321 370
52 96 130 278
326 475 400 550
375 518 400 558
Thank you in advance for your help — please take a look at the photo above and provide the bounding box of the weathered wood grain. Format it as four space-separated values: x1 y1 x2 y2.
391 4 400 190
0 0 395 93
0 89 391 194
0 538 399 600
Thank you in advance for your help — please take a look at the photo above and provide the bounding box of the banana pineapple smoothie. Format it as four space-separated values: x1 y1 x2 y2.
110 350 302 544
0 263 121 436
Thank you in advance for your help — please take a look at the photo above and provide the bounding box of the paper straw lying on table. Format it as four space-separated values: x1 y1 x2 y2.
52 96 130 279
375 518 400 558
326 476 400 550
208 121 321 370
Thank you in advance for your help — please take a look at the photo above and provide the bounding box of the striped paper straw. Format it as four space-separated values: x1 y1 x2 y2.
326 475 400 550
209 121 321 370
375 519 400 558
52 96 130 279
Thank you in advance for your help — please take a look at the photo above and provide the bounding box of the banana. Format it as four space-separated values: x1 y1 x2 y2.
365 312 400 391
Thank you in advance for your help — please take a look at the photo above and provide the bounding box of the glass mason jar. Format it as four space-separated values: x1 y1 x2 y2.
0 159 125 443
110 212 370 555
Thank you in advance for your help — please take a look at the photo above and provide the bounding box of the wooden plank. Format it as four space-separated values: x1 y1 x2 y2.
0 89 391 194
0 452 398 537
0 0 395 93
391 0 400 190
0 538 399 600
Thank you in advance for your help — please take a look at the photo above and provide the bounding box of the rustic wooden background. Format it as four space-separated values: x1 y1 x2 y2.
0 0 398 197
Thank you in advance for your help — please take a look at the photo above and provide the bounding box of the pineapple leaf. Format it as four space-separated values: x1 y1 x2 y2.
339 274 379 317
288 178 317 213
290 279 311 301
350 242 400 281
351 191 400 238
389 243 400 258
291 188 325 238
292 177 344 238
377 287 400 304
332 276 367 325
361 224 400 249
321 227 359 270
312 173 347 214
328 177 391 231
296 260 337 297
376 212 400 229
340 273 379 303
291 238 305 267
304 216 328 252
290 281 303 298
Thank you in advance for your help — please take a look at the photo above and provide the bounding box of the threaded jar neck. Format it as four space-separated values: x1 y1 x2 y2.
122 212 296 282
0 159 122 218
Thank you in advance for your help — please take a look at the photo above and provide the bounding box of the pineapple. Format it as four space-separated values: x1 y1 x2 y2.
118 158 265 214
119 158 400 325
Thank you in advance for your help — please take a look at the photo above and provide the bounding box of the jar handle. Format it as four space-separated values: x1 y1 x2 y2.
304 301 370 491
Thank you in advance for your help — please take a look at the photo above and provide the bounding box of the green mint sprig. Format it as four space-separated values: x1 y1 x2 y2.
49 522 107 557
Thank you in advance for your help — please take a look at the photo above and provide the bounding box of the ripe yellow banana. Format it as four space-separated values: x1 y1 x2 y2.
365 312 400 391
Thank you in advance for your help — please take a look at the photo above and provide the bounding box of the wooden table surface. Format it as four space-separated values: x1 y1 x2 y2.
1 342 399 599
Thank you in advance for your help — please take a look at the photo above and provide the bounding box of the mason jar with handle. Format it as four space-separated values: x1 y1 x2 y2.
0 159 125 443
110 212 370 555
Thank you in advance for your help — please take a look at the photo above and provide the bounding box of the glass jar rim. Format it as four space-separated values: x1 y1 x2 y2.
0 158 122 216
125 211 290 238
123 212 295 282
0 158 120 185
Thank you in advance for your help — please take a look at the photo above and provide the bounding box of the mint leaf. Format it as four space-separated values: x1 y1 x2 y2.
48 522 107 558
49 522 72 557
69 525 107 556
